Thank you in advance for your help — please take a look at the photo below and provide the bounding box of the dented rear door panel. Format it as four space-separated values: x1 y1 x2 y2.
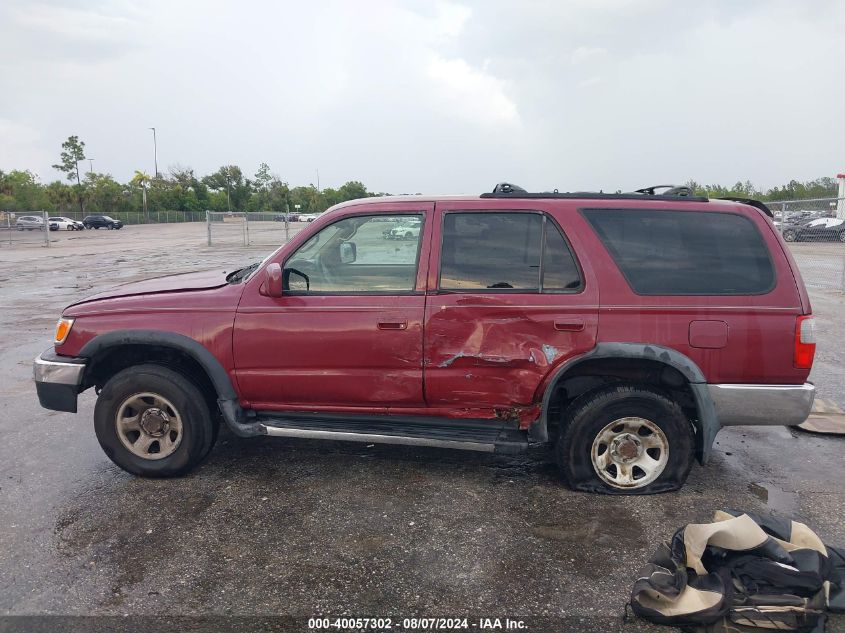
423 200 599 414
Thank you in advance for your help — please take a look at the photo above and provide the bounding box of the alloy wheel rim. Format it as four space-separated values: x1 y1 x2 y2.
116 392 183 460
590 417 669 489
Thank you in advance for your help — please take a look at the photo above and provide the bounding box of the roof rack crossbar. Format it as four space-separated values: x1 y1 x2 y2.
633 185 694 197
481 182 707 202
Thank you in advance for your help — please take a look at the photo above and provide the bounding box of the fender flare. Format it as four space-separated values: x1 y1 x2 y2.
536 342 719 464
78 330 261 437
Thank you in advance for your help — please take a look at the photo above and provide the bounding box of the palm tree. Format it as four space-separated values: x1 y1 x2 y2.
130 170 151 223
46 181 75 214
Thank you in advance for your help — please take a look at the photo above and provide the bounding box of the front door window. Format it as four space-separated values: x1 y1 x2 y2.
284 214 423 293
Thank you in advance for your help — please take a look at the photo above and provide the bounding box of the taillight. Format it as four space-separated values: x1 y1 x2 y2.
794 315 816 369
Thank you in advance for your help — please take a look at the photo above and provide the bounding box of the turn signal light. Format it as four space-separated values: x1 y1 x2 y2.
54 317 74 345
794 315 816 370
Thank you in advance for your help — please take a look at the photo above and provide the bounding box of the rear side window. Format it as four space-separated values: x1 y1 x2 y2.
582 209 775 295
439 212 582 292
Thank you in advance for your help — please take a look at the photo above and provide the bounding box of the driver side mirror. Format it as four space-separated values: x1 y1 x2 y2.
340 241 357 264
260 262 283 298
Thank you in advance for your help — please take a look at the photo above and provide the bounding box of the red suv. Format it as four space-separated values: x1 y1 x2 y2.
34 184 816 494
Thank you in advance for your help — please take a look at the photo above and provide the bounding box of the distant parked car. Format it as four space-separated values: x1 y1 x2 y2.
782 217 845 242
273 213 301 222
300 213 321 223
16 215 45 230
384 220 422 240
48 217 84 231
83 215 123 230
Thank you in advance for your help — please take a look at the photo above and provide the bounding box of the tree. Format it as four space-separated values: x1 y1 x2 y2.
52 136 87 214
0 170 48 211
45 181 76 213
249 163 291 213
254 163 272 192
85 173 130 215
202 165 251 211
130 170 152 222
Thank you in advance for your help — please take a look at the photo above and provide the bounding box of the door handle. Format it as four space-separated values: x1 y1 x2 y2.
378 321 408 330
554 320 585 332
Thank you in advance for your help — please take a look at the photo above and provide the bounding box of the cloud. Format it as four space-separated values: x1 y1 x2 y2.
576 76 604 88
12 2 137 42
0 119 51 179
433 2 472 37
570 46 608 65
426 56 520 126
0 0 843 194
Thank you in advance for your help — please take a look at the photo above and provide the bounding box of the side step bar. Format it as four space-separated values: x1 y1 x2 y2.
254 412 528 455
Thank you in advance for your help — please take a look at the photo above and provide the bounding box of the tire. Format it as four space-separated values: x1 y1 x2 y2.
94 364 218 477
783 230 797 242
556 384 693 495
839 231 845 243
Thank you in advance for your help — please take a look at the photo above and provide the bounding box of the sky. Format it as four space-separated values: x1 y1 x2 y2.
1 0 844 194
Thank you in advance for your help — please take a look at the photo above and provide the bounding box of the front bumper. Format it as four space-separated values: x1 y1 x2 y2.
33 349 86 413
708 383 815 427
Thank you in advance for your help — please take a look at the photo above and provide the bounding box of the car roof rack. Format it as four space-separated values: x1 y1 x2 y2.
481 182 709 202
633 184 694 196
491 182 527 194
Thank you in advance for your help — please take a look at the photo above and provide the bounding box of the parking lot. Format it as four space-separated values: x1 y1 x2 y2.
1 223 844 631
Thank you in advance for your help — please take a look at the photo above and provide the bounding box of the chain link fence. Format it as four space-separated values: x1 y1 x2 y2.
770 197 845 291
0 210 50 248
206 211 306 247
47 210 206 225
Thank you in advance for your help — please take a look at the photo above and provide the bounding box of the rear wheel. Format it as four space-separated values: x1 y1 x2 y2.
556 384 693 494
783 229 797 242
839 231 845 243
94 364 218 477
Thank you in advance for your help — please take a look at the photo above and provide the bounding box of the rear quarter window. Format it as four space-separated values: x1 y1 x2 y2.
582 208 775 295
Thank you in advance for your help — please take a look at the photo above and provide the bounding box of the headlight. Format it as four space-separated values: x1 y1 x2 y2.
54 317 74 345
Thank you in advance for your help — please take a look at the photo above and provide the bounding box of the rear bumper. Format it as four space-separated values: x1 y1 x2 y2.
708 383 815 427
33 349 86 413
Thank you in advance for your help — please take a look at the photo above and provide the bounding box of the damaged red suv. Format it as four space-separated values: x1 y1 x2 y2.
34 183 816 494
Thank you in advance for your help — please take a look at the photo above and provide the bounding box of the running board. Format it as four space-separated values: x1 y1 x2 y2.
254 412 528 455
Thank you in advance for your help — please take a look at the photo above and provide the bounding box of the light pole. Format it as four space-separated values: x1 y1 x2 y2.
149 127 158 177
74 159 85 214
226 169 232 212
87 159 94 174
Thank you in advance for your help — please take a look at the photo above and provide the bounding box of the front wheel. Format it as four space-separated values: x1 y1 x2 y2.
783 229 797 242
556 385 693 494
839 231 845 243
94 364 218 477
